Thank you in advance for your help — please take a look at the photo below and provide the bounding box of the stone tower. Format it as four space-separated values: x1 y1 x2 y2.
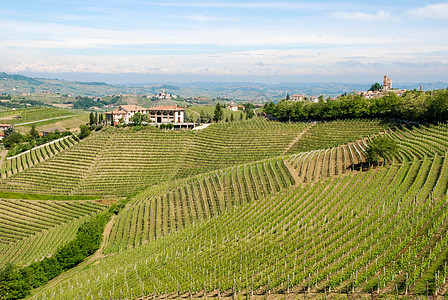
383 75 392 90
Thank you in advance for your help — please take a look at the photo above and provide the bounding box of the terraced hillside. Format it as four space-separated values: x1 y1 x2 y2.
0 200 107 268
32 154 448 299
0 119 389 197
1 135 79 178
104 158 293 253
286 119 390 154
6 119 448 299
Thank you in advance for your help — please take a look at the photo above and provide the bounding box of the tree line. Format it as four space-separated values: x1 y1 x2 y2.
263 89 448 123
0 214 107 299
2 126 72 157
0 200 129 300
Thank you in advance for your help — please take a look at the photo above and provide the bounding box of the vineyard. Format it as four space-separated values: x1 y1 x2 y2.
0 199 107 268
104 158 294 253
0 107 78 125
31 155 448 299
0 135 79 178
2 117 448 299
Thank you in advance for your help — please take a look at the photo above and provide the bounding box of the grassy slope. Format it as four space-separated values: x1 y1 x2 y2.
31 154 448 299
187 105 245 120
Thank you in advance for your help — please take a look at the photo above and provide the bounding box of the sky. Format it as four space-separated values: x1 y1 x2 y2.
1 0 448 83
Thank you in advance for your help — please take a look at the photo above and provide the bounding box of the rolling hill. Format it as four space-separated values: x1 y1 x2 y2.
1 117 448 299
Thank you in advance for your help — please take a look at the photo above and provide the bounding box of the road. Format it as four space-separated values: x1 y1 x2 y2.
14 115 74 126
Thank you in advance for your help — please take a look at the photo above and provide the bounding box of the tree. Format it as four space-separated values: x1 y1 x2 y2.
365 136 399 165
78 125 90 139
29 125 39 141
129 112 149 126
89 112 95 126
240 112 243 120
3 126 14 139
2 132 24 149
98 113 103 124
369 82 382 92
286 93 290 100
94 112 98 125
230 112 234 122
213 103 223 122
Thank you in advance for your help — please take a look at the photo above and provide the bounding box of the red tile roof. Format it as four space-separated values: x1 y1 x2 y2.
148 105 185 111
120 105 147 112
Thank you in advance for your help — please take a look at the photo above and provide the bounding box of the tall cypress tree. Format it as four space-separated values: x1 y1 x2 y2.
89 112 94 126
213 103 223 122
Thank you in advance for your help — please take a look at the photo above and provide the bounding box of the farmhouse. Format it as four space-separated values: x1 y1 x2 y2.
106 105 147 124
291 94 306 101
226 104 245 111
42 127 68 137
0 124 12 131
148 105 185 124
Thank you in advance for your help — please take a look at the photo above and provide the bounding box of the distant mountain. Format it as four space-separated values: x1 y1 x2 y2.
1 72 446 101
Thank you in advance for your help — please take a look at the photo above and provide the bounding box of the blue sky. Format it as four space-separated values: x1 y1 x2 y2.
1 0 447 83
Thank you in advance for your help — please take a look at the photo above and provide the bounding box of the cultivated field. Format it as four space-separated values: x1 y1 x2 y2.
0 199 107 268
2 117 448 299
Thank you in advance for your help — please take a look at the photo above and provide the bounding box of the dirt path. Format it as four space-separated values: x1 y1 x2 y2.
185 108 200 117
86 214 116 263
282 123 315 156
29 214 117 299
283 159 301 187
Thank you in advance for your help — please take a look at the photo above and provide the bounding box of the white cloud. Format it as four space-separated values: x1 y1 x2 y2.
408 3 448 20
332 10 397 22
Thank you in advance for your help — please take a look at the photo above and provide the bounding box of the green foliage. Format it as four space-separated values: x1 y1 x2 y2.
243 102 255 119
365 136 399 164
89 112 95 125
129 112 149 126
0 212 110 299
199 110 212 123
369 82 382 91
29 125 39 140
265 89 448 122
2 132 24 149
159 123 174 129
213 103 223 122
78 125 90 139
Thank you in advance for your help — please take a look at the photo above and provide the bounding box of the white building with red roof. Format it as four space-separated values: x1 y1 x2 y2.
105 105 147 124
148 105 185 124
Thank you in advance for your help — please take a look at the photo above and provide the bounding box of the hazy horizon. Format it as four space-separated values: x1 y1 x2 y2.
1 1 448 83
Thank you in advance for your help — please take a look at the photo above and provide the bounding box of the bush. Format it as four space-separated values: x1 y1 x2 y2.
159 123 174 130
78 125 90 139
0 213 110 299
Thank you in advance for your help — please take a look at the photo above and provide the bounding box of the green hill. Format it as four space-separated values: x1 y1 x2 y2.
2 118 448 299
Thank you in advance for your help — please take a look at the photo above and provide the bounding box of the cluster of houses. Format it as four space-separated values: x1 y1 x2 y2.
358 76 408 99
105 105 194 129
290 95 319 103
288 76 408 102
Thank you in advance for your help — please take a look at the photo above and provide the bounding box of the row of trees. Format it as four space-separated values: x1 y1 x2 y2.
207 103 256 123
264 89 448 123
0 214 108 299
88 112 104 126
2 126 72 157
